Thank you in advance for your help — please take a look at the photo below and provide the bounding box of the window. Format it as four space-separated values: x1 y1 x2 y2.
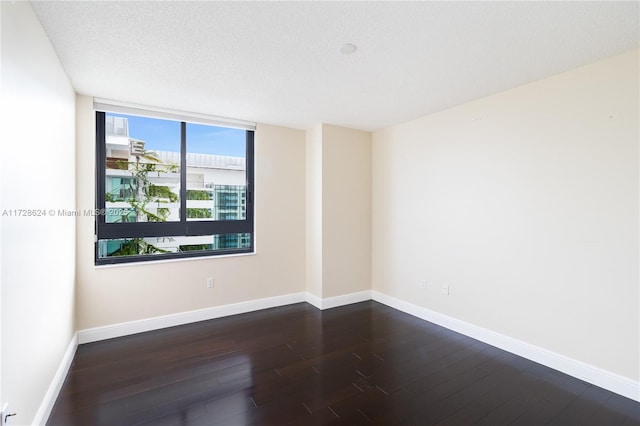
95 104 254 265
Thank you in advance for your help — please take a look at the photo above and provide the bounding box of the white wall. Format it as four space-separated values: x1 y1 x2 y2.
372 49 639 381
76 96 306 330
306 124 323 299
0 2 76 424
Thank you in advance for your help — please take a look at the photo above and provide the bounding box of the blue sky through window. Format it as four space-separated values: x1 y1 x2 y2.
108 113 246 157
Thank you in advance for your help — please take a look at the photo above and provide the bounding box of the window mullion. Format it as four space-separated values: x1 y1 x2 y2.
180 122 187 227
246 131 255 231
95 111 106 261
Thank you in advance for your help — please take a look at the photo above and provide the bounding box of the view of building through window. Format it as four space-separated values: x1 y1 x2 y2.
98 112 252 260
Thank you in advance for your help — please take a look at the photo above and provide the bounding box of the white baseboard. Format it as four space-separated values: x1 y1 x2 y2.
79 291 374 344
305 292 323 310
34 332 78 426
371 291 639 402
318 290 372 310
78 292 306 344
73 289 638 402
306 290 372 310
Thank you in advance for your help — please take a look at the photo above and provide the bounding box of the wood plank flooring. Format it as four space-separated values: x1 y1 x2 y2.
47 301 640 425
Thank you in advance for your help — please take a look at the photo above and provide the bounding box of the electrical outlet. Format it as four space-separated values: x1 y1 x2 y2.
442 284 450 295
206 278 214 289
420 280 427 289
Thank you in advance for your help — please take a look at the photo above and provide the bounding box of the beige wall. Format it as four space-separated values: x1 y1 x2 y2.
321 125 372 298
372 49 639 380
0 2 77 423
76 96 306 330
306 124 372 299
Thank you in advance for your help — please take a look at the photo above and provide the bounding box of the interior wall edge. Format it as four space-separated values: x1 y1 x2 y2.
34 333 78 426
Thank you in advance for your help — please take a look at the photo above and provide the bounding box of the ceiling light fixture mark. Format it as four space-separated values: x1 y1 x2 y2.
340 43 357 55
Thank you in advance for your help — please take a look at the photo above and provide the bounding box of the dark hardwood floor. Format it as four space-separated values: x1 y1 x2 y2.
47 301 639 425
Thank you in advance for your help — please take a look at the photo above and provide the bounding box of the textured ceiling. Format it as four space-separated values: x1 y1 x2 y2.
31 1 639 131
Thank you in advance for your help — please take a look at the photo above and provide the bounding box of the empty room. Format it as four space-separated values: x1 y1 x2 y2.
1 1 638 425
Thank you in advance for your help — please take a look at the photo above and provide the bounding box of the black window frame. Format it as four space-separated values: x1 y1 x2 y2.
95 110 255 265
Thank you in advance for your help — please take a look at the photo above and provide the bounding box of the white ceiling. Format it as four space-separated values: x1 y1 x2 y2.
31 1 639 132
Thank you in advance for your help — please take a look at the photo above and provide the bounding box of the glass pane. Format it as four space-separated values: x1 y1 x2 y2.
186 123 246 221
98 234 251 258
105 113 181 223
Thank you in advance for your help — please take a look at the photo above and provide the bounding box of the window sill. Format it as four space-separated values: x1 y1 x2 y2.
94 250 256 269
